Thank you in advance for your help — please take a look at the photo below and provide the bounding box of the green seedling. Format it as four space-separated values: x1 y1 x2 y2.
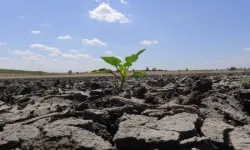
240 78 250 89
240 78 250 84
90 49 147 90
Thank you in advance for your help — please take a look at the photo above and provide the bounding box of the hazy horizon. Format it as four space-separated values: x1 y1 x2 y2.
0 0 250 72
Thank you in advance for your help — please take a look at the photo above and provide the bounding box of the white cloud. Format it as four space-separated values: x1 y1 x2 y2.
57 35 72 40
48 49 91 60
82 38 107 46
120 0 128 4
141 40 159 46
89 3 130 23
244 47 250 51
48 50 93 61
31 30 41 35
18 16 24 19
12 50 34 56
69 49 79 53
30 44 60 52
48 51 61 57
94 0 126 4
24 54 44 61
104 50 113 55
0 42 6 46
103 51 122 60
29 44 92 61
62 53 92 59
11 50 45 61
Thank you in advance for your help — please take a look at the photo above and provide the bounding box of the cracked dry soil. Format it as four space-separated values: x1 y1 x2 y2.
0 73 250 150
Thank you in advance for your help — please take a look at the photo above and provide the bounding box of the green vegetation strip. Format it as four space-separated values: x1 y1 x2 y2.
0 69 47 75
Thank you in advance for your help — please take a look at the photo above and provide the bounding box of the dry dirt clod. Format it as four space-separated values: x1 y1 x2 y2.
229 125 250 150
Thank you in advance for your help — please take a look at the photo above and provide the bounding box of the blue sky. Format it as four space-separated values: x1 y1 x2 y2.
0 0 250 72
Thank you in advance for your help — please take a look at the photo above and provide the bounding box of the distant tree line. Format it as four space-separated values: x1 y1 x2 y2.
145 67 167 71
227 67 248 70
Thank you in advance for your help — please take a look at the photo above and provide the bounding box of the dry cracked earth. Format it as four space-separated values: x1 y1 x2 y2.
0 73 250 150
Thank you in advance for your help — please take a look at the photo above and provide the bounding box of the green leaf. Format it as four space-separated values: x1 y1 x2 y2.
123 61 132 68
132 71 147 77
241 79 250 83
125 54 138 64
136 49 146 56
125 49 146 66
98 68 107 71
89 68 112 74
101 56 121 67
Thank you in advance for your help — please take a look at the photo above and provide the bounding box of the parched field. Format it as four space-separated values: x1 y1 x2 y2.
0 71 250 149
